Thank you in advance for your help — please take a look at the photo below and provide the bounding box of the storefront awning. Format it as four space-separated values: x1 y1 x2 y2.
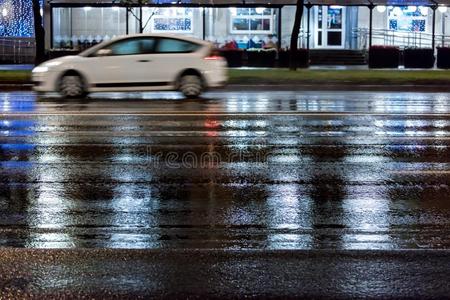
47 0 450 6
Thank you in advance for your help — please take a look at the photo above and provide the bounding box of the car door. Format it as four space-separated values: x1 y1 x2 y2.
84 37 156 87
149 38 202 84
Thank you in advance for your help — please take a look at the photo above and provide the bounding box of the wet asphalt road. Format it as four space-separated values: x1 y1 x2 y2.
2 90 450 250
1 90 450 298
1 249 450 299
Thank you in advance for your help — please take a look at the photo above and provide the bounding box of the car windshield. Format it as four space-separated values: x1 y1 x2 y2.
79 42 107 57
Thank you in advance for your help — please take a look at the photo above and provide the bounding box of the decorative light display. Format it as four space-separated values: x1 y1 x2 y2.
152 8 193 32
419 6 428 16
388 6 427 32
0 0 43 37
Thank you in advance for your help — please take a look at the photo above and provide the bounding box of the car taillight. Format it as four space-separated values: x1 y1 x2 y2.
204 49 222 60
204 56 222 60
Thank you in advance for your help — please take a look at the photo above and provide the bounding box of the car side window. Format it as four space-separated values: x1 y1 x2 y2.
140 38 156 54
99 38 156 56
108 39 142 56
155 38 200 54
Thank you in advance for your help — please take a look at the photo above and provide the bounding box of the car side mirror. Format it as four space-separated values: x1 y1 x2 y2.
96 49 112 57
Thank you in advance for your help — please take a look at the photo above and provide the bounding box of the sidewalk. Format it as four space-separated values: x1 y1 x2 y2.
0 64 33 71
3 67 450 92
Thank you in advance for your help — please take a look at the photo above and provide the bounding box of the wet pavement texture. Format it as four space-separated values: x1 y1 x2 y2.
1 90 450 250
1 249 450 299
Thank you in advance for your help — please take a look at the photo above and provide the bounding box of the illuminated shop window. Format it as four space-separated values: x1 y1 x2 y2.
150 8 193 33
52 7 126 49
230 7 274 34
388 6 428 32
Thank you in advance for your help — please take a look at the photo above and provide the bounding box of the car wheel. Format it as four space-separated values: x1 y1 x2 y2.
59 74 86 98
179 75 203 98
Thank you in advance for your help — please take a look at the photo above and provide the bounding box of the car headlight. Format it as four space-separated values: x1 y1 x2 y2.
32 66 49 73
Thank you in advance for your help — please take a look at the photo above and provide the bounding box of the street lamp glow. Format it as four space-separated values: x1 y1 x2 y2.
438 6 448 13
255 7 265 14
376 6 386 13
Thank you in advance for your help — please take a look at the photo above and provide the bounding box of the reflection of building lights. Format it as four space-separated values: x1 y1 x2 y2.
255 7 265 14
2 101 10 112
376 6 386 13
205 119 220 129
2 8 7 17
205 119 220 137
40 8 43 16
439 6 448 13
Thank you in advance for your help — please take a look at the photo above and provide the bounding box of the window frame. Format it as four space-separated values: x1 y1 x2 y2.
230 8 274 34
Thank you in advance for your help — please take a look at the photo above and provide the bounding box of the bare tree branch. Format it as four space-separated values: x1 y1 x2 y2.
142 8 157 31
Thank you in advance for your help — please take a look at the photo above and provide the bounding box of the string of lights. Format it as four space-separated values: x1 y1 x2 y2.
0 0 43 37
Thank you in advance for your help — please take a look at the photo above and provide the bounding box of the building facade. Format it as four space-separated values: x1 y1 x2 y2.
2 0 450 51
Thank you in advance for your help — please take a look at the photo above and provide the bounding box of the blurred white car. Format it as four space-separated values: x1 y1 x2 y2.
32 34 227 98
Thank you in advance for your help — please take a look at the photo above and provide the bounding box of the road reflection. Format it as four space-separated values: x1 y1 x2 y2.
0 91 449 249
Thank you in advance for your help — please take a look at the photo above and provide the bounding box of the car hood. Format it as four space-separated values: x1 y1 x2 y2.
40 55 83 68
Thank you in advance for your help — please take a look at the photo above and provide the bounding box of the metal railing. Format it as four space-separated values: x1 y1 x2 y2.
0 37 36 64
353 28 450 49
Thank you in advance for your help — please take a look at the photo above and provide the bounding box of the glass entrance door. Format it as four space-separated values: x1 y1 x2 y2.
315 6 345 48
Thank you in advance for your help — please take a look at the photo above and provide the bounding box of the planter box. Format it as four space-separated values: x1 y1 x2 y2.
404 48 435 68
246 50 277 67
437 47 450 69
219 49 244 67
368 46 400 68
278 49 309 68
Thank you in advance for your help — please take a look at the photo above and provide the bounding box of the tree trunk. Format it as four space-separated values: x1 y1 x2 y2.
32 0 46 65
289 0 304 71
139 6 143 33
